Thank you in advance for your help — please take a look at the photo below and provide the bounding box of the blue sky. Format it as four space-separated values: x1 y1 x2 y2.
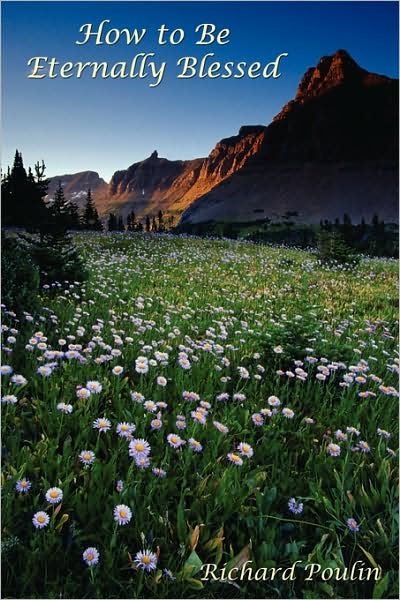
2 1 398 181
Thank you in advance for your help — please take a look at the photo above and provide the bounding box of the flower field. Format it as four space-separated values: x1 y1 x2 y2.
1 233 398 599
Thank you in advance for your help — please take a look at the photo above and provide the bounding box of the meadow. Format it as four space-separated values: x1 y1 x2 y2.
1 233 398 599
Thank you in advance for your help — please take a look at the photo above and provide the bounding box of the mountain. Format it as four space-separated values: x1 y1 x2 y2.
46 171 108 208
181 50 398 223
49 50 398 224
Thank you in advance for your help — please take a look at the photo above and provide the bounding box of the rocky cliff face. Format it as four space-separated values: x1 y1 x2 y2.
46 171 108 208
50 50 398 224
181 50 398 223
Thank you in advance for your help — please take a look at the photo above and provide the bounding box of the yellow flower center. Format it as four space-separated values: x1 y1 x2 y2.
50 490 59 498
87 553 94 561
37 515 46 523
83 453 91 460
21 481 28 487
121 425 129 431
171 436 177 443
120 510 127 518
143 556 151 564
231 454 240 462
136 443 144 452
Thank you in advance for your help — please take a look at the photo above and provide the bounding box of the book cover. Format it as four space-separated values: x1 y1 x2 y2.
1 1 398 599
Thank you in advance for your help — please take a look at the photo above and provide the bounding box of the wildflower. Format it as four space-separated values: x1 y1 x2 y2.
32 511 50 529
93 417 111 433
251 413 264 426
129 439 151 458
135 456 151 469
268 396 281 407
273 345 283 354
189 438 203 452
37 366 52 377
1 395 18 405
112 365 124 376
144 400 157 412
346 518 360 532
79 450 95 465
213 421 229 434
83 547 100 566
134 549 158 572
346 426 360 436
182 391 200 402
176 419 186 430
57 402 73 414
327 443 341 457
238 366 250 379
282 407 295 419
288 498 304 514
386 447 396 458
335 429 348 441
152 467 167 477
233 393 246 402
131 391 145 403
377 428 391 439
304 417 315 425
11 374 27 386
45 487 63 504
358 440 371 453
116 422 136 438
150 418 162 430
86 381 102 394
237 442 253 458
191 410 207 425
156 376 167 387
113 504 132 525
16 478 32 493
163 568 176 580
77 388 91 400
116 480 124 492
0 365 13 375
167 433 184 448
227 453 243 466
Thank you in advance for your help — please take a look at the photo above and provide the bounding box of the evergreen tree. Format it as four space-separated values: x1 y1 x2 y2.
82 189 103 230
107 213 117 232
157 210 164 232
145 216 151 232
136 221 144 232
127 210 137 231
66 201 81 230
151 216 157 232
317 230 359 266
118 215 125 231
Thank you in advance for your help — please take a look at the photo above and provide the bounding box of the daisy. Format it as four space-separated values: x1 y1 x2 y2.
37 366 52 377
114 504 132 525
0 365 13 375
152 467 167 478
346 426 360 436
282 407 295 419
130 391 145 403
358 440 371 453
268 396 281 407
77 388 91 400
83 547 100 566
156 376 167 387
150 418 162 430
57 402 73 414
251 413 264 426
335 429 348 441
11 374 27 386
16 478 32 493
79 450 95 465
129 439 151 458
86 381 102 394
377 428 391 439
237 442 253 458
288 498 304 514
116 480 124 492
1 395 18 405
32 511 50 529
144 400 157 413
191 410 207 425
134 456 151 469
213 421 229 434
167 433 184 448
327 443 341 457
189 438 203 452
93 417 111 433
346 518 360 532
116 422 136 438
227 453 243 466
112 366 124 376
134 550 158 572
45 487 63 504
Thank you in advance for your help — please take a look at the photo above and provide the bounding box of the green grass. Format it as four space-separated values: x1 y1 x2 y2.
1 233 398 599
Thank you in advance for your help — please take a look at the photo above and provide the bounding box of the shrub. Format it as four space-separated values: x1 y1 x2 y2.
1 235 40 314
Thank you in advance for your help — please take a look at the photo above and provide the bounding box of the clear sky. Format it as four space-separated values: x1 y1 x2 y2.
2 1 398 181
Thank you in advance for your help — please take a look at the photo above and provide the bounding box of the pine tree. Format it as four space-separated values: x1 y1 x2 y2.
151 216 157 232
117 215 125 231
107 213 117 231
66 202 81 230
145 216 151 232
136 221 144 232
157 210 164 232
82 189 103 231
127 210 137 231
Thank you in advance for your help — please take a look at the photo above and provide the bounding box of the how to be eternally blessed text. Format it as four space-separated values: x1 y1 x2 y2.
27 21 289 87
